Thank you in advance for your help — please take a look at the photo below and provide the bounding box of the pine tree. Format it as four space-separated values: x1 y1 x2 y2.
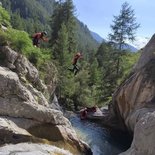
50 0 78 109
108 2 140 74
53 22 69 66
0 5 10 27
63 0 77 53
50 0 76 56
109 2 140 50
11 11 24 30
96 43 118 103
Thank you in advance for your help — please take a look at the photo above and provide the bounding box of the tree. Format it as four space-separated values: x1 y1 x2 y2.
0 5 10 27
50 0 76 55
53 22 69 66
50 0 78 110
108 2 140 74
11 11 24 30
96 43 119 103
109 2 140 50
63 0 77 53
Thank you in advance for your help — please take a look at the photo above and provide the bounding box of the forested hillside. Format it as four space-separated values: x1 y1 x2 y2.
0 0 54 33
0 0 98 52
0 0 140 110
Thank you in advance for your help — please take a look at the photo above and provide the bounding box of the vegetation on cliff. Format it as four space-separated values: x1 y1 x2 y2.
0 1 140 110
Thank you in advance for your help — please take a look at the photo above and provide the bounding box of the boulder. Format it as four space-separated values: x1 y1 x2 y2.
133 34 155 72
0 46 48 106
108 34 155 155
50 93 62 111
0 117 32 145
119 111 155 155
0 143 73 155
0 46 92 155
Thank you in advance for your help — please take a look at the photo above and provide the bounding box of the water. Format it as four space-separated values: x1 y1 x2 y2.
69 115 131 155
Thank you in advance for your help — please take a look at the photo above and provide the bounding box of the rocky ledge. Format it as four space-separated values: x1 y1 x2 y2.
104 34 155 155
0 46 92 155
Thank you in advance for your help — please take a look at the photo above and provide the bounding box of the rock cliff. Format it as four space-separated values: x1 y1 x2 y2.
109 34 155 155
0 143 73 155
0 46 92 155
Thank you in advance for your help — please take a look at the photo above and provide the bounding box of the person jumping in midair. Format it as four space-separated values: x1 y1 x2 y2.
68 52 83 75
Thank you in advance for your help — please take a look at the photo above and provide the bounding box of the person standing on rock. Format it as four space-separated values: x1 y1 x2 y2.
32 31 48 47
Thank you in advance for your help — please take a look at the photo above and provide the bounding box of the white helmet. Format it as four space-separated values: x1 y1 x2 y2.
43 31 47 35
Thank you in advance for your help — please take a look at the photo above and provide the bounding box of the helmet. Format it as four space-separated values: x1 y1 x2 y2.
42 31 47 35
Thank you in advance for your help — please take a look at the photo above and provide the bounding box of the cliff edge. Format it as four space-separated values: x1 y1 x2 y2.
0 46 92 155
110 34 155 155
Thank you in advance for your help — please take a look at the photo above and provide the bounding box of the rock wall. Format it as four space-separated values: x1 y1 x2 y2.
0 46 92 155
109 34 155 155
0 143 73 155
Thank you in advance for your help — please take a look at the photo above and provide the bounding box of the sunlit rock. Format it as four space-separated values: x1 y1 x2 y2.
109 34 155 155
0 46 92 155
0 143 73 155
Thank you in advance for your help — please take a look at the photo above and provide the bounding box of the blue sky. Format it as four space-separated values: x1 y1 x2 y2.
73 0 155 48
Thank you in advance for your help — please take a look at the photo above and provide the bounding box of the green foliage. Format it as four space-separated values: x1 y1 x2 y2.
10 11 24 30
49 0 78 110
1 0 98 54
95 42 140 104
88 59 99 86
28 48 51 68
0 0 141 111
52 23 69 65
108 2 140 81
76 20 99 56
1 0 53 34
0 4 51 81
0 26 50 68
0 30 9 46
121 51 140 79
6 29 34 54
50 0 76 53
3 0 53 23
49 0 140 109
109 2 140 50
57 65 96 110
0 5 10 26
95 43 118 103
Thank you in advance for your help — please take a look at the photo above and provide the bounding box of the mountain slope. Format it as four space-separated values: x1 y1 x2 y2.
1 0 98 52
76 20 99 52
122 44 138 52
90 31 138 52
1 0 54 23
90 31 105 43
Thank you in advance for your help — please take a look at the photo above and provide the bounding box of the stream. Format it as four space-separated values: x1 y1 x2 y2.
68 115 131 155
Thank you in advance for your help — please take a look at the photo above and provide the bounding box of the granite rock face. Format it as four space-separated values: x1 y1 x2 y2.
0 143 73 155
109 34 155 155
0 46 92 155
